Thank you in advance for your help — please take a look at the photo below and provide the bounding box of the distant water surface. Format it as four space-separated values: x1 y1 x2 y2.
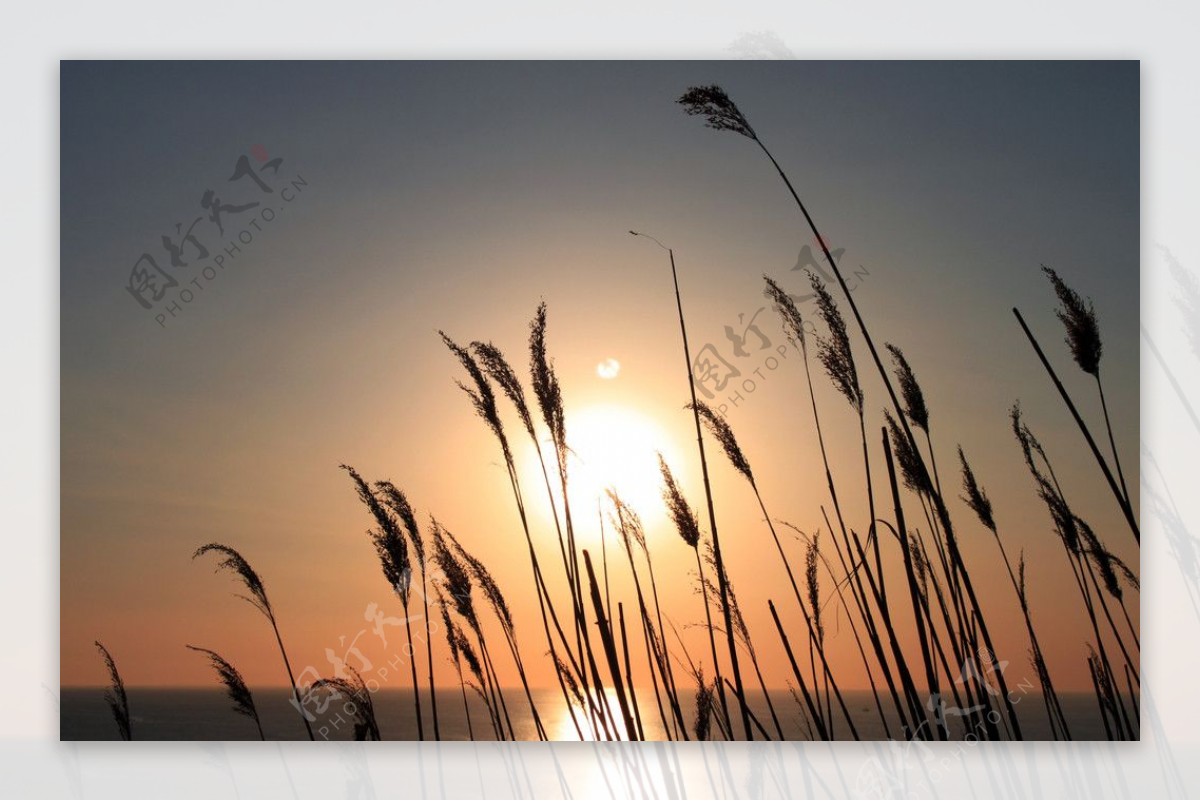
61 688 1123 741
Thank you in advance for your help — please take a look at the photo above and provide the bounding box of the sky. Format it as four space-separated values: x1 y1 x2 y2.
61 61 1139 697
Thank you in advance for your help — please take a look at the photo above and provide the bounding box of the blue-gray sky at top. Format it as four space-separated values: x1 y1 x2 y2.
60 61 1138 688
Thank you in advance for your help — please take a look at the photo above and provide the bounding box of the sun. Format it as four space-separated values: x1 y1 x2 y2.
520 403 679 535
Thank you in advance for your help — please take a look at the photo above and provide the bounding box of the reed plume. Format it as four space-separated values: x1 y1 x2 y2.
186 645 264 739
374 480 440 739
763 275 807 352
1041 265 1131 514
341 465 424 740
958 447 995 533
529 304 566 460
441 332 514 466
677 85 757 139
885 411 931 496
659 455 702 550
1043 265 1102 377
886 342 946 500
689 401 753 484
810 272 862 413
554 652 586 715
805 536 823 646
94 641 130 741
473 341 537 441
312 667 380 741
193 543 314 740
886 344 929 433
659 453 731 734
693 669 716 741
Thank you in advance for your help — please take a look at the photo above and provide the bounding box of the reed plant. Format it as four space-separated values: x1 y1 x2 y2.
193 543 315 740
186 645 264 740
94 641 131 741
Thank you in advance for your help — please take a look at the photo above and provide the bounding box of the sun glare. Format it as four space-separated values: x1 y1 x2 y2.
522 404 679 536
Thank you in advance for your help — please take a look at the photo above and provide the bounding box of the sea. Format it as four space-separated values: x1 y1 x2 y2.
60 688 1121 741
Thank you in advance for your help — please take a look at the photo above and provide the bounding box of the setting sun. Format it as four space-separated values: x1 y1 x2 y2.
520 403 681 536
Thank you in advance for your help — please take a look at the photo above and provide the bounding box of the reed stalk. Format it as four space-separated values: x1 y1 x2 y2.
1012 309 1139 543
632 230 753 739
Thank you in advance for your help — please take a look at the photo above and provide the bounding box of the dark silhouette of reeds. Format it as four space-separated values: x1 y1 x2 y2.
690 398 856 739
699 542 784 739
583 550 641 740
527 305 620 739
193 543 315 740
1012 406 1139 739
958 448 1071 740
632 229 754 740
658 453 732 736
443 525 548 740
186 645 264 740
341 465 425 740
438 589 482 740
684 84 1040 739
312 667 380 741
376 480 441 740
607 490 689 740
94 641 130 741
1013 306 1139 544
443 324 599 740
431 519 514 740
1042 266 1131 505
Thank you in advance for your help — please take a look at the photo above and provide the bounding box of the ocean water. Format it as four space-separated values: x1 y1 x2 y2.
61 688 1122 742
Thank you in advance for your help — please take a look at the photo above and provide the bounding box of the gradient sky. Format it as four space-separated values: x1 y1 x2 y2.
61 61 1139 695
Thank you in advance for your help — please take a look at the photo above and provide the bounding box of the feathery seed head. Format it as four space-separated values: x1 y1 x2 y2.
886 343 930 432
659 454 702 548
472 341 537 441
690 400 754 484
444 526 513 636
95 640 131 741
693 670 716 741
810 271 862 413
529 303 567 457
441 331 514 467
193 543 273 619
677 85 757 140
958 447 996 533
763 275 807 353
806 533 823 642
342 465 411 603
1042 265 1102 376
885 410 930 495
431 520 477 629
186 645 259 725
374 480 424 570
